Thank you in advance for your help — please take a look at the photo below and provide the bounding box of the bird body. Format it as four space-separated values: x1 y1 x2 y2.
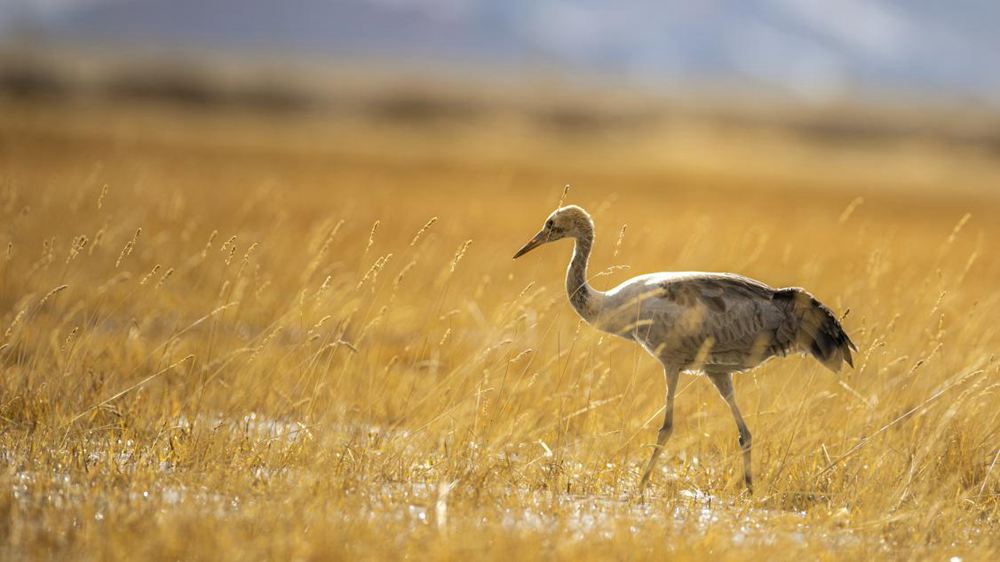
591 271 853 375
514 205 855 494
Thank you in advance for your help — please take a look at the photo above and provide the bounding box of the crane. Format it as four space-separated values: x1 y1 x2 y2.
513 205 855 494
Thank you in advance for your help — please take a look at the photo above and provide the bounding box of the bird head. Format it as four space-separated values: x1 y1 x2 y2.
513 205 593 259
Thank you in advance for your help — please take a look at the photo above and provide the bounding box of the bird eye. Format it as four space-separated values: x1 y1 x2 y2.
545 220 554 228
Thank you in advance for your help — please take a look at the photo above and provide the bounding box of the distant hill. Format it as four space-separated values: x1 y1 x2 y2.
6 0 1000 105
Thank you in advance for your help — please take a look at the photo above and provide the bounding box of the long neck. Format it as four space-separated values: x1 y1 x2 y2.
566 228 600 321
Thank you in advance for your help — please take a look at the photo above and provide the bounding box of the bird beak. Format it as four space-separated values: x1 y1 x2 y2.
513 230 548 259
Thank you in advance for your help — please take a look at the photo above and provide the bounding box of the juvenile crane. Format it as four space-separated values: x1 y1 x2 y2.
513 205 855 494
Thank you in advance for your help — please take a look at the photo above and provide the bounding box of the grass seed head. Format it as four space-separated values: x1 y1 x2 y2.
410 216 438 246
449 240 472 273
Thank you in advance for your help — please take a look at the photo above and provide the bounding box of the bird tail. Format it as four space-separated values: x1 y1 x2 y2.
774 287 856 372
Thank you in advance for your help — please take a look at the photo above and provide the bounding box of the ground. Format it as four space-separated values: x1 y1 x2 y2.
0 98 998 561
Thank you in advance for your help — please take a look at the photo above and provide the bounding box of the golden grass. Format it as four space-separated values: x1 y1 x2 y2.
0 100 998 561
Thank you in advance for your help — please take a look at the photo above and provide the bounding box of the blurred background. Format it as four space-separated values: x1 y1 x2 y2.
3 0 1000 103
3 1 1000 209
3 1 1000 132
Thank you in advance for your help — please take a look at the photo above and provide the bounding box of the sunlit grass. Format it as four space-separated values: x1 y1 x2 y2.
0 101 997 561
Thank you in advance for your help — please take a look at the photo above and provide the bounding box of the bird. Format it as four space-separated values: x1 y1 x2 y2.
513 205 856 494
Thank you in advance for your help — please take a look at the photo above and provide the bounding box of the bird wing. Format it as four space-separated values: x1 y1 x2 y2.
650 273 793 366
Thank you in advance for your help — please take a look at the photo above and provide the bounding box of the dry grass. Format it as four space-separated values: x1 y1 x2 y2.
0 99 998 561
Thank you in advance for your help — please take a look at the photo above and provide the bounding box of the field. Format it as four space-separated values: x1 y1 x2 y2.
0 96 998 561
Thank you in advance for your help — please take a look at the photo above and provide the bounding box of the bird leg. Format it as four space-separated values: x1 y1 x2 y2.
639 367 679 492
708 373 753 494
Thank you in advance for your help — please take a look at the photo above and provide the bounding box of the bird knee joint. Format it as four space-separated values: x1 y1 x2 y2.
739 431 752 449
